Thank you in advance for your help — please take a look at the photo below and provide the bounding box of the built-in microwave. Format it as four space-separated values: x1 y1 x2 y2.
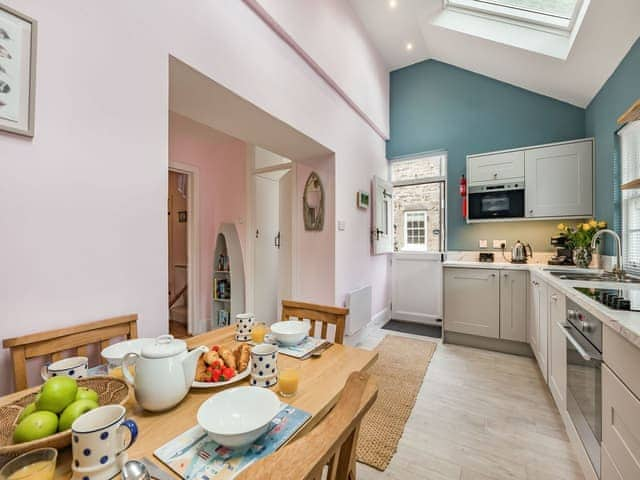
468 182 525 220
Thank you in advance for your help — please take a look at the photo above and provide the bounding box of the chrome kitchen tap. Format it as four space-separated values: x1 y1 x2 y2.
591 229 624 277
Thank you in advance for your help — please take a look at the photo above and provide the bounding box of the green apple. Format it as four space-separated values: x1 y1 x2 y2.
13 411 58 443
16 402 37 424
36 376 78 413
58 399 99 432
75 387 99 403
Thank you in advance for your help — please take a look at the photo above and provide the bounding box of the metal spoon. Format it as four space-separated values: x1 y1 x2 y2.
122 460 151 480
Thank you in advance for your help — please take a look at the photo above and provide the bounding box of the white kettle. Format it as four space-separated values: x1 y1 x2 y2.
122 335 207 412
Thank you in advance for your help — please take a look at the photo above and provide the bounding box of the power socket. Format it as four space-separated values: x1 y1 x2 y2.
479 240 488 249
493 239 506 249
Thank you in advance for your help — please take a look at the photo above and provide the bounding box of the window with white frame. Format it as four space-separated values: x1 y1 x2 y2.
404 211 428 251
444 0 583 30
391 154 446 253
620 121 640 275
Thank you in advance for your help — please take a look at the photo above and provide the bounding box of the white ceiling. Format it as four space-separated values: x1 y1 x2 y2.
169 57 332 161
349 0 640 107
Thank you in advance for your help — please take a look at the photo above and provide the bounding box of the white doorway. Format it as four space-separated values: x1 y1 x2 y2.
252 151 294 325
168 163 200 336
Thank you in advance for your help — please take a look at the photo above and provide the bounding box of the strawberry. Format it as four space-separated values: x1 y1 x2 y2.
211 369 222 382
211 345 220 352
222 367 235 381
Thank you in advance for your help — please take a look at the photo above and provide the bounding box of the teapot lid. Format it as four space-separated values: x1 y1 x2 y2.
141 334 186 359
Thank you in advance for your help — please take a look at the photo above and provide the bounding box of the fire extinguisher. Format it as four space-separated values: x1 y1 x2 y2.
460 174 467 219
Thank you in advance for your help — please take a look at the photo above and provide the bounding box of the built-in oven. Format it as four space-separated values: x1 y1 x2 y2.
558 299 602 477
467 182 525 220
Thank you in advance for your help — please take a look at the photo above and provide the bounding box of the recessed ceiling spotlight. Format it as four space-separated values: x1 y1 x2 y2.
406 42 414 51
389 0 398 8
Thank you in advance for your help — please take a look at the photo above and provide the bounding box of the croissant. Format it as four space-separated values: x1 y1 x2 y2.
238 344 251 371
220 348 236 369
203 350 220 366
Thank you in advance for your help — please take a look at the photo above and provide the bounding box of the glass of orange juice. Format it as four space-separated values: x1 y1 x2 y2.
279 367 300 397
108 362 135 380
0 448 57 480
251 323 268 344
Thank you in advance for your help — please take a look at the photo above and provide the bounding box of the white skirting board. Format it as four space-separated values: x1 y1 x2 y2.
345 285 372 336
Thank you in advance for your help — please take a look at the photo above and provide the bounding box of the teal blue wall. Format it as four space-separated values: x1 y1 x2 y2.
586 38 640 234
387 60 586 252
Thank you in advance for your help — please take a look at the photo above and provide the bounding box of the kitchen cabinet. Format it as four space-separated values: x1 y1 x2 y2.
529 274 549 381
444 268 500 338
467 150 524 184
602 365 640 480
548 286 566 411
499 270 527 342
525 140 593 218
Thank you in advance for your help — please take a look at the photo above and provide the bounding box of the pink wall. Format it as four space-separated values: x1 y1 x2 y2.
294 156 336 305
169 112 247 326
0 0 390 395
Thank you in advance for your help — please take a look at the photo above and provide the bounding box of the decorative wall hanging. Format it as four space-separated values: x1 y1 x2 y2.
0 3 37 137
357 190 370 210
303 171 324 231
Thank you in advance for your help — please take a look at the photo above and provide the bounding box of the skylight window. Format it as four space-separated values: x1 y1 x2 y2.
445 0 583 31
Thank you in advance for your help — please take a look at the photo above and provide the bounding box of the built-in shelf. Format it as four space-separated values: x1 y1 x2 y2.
211 223 245 330
621 178 640 190
618 98 640 124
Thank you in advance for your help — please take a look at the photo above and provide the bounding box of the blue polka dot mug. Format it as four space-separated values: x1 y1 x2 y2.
71 404 138 480
41 356 89 382
235 313 255 342
249 343 278 388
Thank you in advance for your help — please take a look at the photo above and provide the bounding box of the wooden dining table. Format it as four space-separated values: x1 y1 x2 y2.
0 325 377 479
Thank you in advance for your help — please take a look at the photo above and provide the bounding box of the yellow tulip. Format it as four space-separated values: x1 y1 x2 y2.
598 221 607 228
582 223 591 231
557 223 566 231
589 219 597 227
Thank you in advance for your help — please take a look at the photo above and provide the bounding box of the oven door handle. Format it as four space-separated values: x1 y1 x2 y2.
556 321 602 362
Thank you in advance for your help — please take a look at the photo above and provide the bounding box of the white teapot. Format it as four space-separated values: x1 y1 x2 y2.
122 335 207 411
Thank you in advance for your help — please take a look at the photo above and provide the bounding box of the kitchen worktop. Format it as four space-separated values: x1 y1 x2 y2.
444 252 640 349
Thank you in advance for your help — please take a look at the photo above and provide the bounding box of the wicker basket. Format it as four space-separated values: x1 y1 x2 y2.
0 377 131 456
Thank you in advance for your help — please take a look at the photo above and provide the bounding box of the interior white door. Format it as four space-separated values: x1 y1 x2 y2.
277 170 293 321
372 176 393 255
254 176 279 325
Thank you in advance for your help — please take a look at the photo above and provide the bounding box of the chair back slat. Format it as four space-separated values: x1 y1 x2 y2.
281 301 348 344
237 372 377 480
3 314 138 391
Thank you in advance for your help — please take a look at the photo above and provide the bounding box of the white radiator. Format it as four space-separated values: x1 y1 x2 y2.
345 285 372 336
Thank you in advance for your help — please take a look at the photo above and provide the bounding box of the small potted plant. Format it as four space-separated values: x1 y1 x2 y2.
557 220 607 268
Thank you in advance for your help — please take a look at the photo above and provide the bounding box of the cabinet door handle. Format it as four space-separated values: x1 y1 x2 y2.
490 273 496 277
551 294 558 302
529 209 534 214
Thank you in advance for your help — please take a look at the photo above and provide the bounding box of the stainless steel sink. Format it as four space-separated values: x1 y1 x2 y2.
547 270 640 284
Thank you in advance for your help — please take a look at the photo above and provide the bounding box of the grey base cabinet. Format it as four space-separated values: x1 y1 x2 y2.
444 268 500 338
548 286 566 411
500 270 528 342
444 268 528 341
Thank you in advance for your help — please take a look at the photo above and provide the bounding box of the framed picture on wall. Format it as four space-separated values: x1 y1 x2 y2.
357 190 370 210
0 3 37 137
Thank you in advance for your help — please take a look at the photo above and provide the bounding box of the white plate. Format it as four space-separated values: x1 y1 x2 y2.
191 364 252 388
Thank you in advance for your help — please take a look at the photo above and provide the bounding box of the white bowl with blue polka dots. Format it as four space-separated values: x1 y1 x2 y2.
41 356 89 382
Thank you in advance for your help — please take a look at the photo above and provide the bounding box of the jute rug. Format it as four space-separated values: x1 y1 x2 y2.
356 335 437 471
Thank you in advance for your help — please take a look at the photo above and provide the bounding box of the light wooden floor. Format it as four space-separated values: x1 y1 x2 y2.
345 321 584 480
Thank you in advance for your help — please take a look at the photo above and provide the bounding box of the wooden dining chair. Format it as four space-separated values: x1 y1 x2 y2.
237 371 377 480
281 300 349 344
3 314 138 391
